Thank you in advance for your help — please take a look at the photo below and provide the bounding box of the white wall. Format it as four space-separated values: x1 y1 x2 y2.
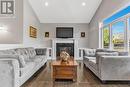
0 0 23 50
0 0 23 44
2 0 129 49
0 0 44 50
88 0 130 48
41 23 89 48
23 0 43 48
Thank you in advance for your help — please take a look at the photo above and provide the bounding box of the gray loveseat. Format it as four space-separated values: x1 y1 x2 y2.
83 48 130 82
0 47 47 87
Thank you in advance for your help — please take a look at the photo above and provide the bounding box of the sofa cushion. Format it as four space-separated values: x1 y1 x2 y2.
19 55 29 63
84 56 96 60
96 48 108 52
26 47 36 58
20 62 35 76
0 54 27 68
96 52 119 64
35 55 46 59
118 52 129 56
29 55 46 63
96 49 118 57
96 49 118 55
33 58 43 63
15 48 30 62
7 49 17 54
83 49 96 57
15 48 28 55
33 56 44 63
0 54 26 68
0 49 16 55
96 52 119 56
89 59 97 70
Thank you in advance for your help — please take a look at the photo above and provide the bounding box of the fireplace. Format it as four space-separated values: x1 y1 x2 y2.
52 39 78 60
56 43 74 57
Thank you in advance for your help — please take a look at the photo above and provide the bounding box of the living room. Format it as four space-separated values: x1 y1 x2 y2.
0 0 130 87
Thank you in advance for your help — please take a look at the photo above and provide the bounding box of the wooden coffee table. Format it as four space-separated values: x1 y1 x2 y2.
52 60 78 82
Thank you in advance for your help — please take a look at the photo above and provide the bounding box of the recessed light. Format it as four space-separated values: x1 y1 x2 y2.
82 2 86 6
45 2 49 7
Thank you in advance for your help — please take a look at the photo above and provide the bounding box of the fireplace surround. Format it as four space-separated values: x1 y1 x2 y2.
56 43 74 57
52 39 78 60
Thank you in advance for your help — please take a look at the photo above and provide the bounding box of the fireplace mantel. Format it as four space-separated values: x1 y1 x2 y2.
52 38 78 60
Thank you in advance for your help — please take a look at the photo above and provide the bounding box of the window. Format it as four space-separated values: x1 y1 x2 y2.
103 26 110 48
101 6 130 53
112 21 125 51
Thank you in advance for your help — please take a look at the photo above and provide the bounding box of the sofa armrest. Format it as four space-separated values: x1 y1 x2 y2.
83 49 87 57
0 58 20 87
0 54 19 58
35 48 47 56
98 56 130 80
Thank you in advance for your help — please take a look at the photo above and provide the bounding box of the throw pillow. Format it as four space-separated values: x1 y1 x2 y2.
118 52 128 56
35 49 46 55
84 49 96 57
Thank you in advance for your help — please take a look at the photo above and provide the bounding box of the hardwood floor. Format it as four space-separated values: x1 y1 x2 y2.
21 61 130 87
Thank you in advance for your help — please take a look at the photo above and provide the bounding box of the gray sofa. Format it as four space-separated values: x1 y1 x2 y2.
0 47 47 87
83 48 130 82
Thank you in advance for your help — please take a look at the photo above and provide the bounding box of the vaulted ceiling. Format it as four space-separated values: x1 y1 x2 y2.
28 0 102 23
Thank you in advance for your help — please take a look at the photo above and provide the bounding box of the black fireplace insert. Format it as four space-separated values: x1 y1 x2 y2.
56 43 74 57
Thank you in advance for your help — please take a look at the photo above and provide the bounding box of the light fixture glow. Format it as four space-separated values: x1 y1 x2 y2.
45 2 49 7
0 26 7 32
82 2 86 6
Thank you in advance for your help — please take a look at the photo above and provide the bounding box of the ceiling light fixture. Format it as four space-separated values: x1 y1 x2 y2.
82 2 86 6
45 2 49 7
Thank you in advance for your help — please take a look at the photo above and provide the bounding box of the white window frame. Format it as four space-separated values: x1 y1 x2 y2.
100 13 130 52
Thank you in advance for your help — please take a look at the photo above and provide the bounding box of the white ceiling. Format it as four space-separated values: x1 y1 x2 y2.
28 0 102 23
